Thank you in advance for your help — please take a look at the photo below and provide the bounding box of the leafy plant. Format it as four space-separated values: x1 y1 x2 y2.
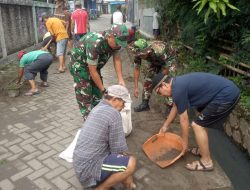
228 76 250 110
241 30 250 49
192 0 240 23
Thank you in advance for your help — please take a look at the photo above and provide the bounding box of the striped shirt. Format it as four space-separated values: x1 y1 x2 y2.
73 100 128 187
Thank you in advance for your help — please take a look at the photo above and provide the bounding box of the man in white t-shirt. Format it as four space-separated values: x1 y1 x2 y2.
111 5 126 25
152 8 161 39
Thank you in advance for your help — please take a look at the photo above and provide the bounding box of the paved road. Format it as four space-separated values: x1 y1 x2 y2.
0 14 233 190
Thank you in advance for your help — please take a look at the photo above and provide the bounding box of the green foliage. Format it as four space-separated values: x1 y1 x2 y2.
158 0 250 63
240 96 250 110
229 76 250 110
0 159 7 166
233 50 250 65
135 30 143 40
192 0 240 24
157 0 250 110
241 30 250 49
180 51 220 74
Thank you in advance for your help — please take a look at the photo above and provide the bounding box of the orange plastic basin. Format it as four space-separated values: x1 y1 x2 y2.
142 132 185 168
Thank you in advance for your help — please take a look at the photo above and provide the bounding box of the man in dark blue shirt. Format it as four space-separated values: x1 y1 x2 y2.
151 72 240 171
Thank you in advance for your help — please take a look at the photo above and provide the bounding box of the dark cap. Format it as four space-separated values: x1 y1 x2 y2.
151 73 169 90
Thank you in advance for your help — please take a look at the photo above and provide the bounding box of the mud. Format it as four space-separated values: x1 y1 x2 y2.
154 148 181 161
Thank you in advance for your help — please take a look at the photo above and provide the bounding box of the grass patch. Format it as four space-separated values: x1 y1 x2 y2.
0 159 7 166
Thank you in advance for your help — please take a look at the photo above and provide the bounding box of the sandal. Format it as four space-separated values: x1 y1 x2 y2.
24 90 40 96
58 69 65 73
188 147 201 156
54 70 65 74
127 182 136 190
40 83 49 87
185 160 213 171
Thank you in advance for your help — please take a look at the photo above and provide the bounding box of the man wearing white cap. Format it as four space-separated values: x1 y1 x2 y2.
73 85 136 190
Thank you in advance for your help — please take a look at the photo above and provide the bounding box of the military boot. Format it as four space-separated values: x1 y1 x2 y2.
134 100 150 112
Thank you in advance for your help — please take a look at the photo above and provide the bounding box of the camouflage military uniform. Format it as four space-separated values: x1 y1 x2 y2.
128 40 177 100
69 31 120 120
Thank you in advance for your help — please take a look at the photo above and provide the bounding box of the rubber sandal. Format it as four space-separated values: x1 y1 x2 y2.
24 90 40 96
59 70 65 73
129 183 136 189
188 147 201 156
40 83 49 87
185 160 213 171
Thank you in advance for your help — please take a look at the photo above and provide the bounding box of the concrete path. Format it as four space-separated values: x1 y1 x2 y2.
0 14 233 190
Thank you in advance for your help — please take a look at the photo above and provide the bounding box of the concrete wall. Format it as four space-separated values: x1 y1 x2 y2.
1 3 35 55
127 0 156 39
0 0 55 64
139 8 154 38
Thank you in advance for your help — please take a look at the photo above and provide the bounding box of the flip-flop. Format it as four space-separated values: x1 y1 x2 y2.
24 90 40 96
53 70 65 74
129 182 136 189
40 83 49 87
185 160 213 171
188 147 201 156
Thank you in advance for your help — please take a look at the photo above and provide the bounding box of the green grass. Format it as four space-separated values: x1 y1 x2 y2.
0 159 7 166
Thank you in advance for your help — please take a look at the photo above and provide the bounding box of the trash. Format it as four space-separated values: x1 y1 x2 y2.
154 148 181 161
5 82 21 98
121 101 132 137
142 132 185 168
59 129 81 162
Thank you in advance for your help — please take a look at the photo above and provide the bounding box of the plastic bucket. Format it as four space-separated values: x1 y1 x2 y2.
142 132 185 168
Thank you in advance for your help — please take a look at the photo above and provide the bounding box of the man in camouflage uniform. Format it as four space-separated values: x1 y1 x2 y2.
128 38 177 112
69 24 129 120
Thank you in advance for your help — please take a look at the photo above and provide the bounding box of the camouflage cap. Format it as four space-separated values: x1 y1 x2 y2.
134 39 148 50
109 24 129 48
